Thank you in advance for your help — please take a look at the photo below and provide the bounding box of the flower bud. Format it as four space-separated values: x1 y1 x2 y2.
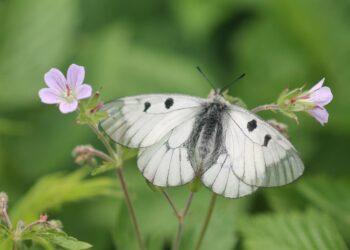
72 145 97 166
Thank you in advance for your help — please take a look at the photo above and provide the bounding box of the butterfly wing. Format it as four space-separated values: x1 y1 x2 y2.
201 153 258 198
137 117 197 186
101 94 205 148
222 105 304 187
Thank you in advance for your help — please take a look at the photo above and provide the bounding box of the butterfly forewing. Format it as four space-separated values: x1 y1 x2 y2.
223 105 304 187
101 94 205 148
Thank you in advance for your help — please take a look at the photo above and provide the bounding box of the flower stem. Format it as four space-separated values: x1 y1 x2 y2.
251 103 279 113
88 148 113 162
194 193 217 250
162 190 180 219
172 192 194 250
116 167 145 250
1 206 12 230
89 124 145 250
89 125 117 159
0 195 12 230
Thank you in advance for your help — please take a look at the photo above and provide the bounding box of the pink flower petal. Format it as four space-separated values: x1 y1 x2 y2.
67 64 85 89
309 86 333 106
307 106 329 125
44 68 66 93
59 100 78 113
308 78 324 93
38 88 62 104
76 84 92 100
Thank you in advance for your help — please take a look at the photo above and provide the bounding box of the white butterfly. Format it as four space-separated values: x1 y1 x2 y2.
100 91 304 198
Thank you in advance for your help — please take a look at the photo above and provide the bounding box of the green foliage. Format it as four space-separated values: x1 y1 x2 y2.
90 161 115 176
0 0 77 110
239 209 348 250
10 169 118 223
298 177 350 226
23 229 92 250
1 0 350 249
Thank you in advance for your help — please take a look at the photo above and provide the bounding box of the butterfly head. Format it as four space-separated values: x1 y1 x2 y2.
207 89 229 104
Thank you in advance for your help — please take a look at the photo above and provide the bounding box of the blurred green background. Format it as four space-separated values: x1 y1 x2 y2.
0 0 349 249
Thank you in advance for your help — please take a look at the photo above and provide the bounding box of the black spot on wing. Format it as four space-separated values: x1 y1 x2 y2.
144 102 151 112
263 134 272 147
165 98 174 109
247 119 257 132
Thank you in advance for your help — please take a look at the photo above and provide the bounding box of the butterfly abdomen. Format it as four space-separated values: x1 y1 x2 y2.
187 102 226 174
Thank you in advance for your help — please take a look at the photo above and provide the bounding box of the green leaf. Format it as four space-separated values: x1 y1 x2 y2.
10 169 118 223
90 161 115 176
239 209 348 250
121 147 138 162
36 230 92 250
298 177 350 225
0 238 13 250
0 224 9 241
297 177 350 240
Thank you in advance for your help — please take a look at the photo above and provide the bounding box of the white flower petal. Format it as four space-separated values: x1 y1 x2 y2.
308 78 325 93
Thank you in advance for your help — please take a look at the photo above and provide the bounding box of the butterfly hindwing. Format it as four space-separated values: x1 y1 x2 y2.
101 94 205 148
223 105 304 187
137 118 197 186
201 154 258 198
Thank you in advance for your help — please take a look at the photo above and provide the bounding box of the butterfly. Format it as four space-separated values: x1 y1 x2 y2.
100 90 304 198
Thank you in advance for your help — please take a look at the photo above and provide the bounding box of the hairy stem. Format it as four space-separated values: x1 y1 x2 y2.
1 207 12 229
89 125 117 159
172 192 194 250
251 103 279 113
88 148 113 162
90 124 145 250
194 193 217 250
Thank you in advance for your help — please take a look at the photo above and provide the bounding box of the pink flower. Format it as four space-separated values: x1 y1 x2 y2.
299 78 333 125
39 64 92 113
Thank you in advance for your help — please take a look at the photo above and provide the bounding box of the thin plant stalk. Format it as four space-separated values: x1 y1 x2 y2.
172 192 194 250
162 190 180 219
251 103 279 113
90 124 145 250
194 193 217 250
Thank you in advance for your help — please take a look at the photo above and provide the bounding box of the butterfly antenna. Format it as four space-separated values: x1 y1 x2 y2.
220 73 246 93
196 66 217 92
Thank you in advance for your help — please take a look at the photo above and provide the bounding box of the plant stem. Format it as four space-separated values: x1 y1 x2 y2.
88 148 113 162
161 190 180 219
90 124 145 250
194 193 217 250
1 207 12 230
0 195 12 230
251 103 279 113
116 168 145 250
89 125 116 159
172 192 194 250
